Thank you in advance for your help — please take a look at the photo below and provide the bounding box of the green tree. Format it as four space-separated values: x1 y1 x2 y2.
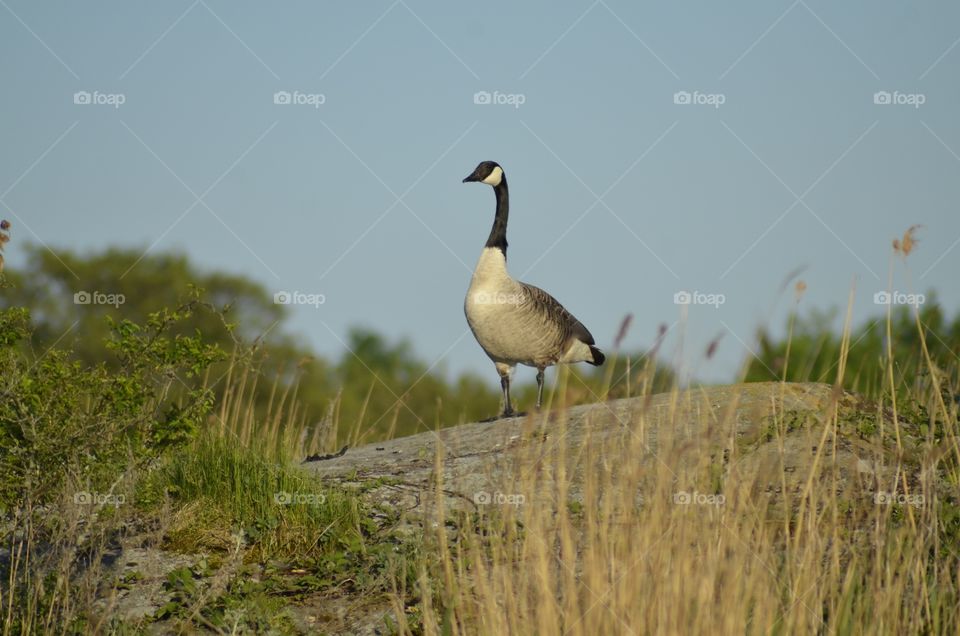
1 245 284 362
744 294 960 397
335 327 499 440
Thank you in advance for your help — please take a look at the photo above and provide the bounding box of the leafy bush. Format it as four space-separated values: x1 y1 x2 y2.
0 293 224 509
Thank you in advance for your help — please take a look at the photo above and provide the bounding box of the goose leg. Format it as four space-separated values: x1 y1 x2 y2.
481 363 523 421
500 374 514 417
535 368 545 409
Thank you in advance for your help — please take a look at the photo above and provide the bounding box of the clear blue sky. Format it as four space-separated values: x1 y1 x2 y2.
2 1 959 384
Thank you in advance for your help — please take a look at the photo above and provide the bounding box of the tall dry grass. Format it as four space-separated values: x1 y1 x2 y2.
395 283 959 635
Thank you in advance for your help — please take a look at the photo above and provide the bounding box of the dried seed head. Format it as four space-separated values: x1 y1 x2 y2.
794 280 807 301
614 313 633 349
0 219 8 272
706 335 722 360
894 225 921 257
901 225 921 256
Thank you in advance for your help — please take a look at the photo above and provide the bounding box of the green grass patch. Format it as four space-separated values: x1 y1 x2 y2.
138 428 369 562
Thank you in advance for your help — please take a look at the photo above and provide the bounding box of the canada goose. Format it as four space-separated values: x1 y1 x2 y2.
462 160 605 419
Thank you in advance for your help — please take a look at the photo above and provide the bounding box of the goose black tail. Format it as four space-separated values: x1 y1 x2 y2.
589 345 605 366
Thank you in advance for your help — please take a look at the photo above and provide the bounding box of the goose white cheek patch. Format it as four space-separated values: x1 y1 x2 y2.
481 166 503 186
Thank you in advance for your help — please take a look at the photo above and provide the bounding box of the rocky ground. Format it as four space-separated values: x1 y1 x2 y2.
82 382 917 633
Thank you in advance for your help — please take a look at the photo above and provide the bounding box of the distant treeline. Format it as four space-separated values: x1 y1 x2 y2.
2 244 956 442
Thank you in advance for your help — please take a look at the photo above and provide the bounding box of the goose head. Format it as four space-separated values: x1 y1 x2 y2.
462 161 504 187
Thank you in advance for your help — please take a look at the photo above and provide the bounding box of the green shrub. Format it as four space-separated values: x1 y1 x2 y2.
0 293 225 509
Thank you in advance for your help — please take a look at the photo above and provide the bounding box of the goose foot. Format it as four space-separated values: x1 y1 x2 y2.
480 410 527 422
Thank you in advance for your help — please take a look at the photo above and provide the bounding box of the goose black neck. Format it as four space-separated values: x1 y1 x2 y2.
485 176 509 255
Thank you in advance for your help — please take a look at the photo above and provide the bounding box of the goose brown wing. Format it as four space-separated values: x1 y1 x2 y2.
519 282 596 346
